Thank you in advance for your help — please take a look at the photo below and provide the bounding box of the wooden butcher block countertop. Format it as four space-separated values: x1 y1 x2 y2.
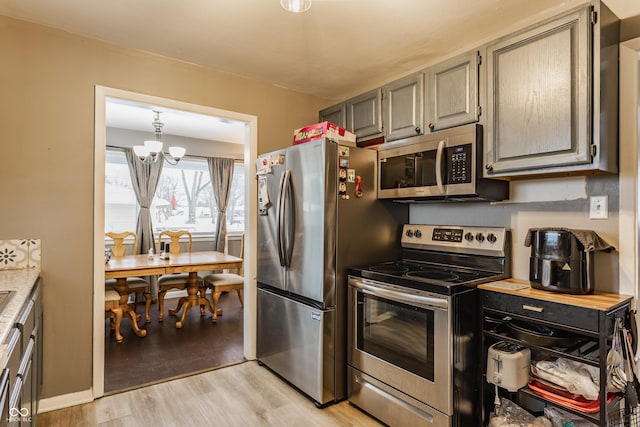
479 278 633 312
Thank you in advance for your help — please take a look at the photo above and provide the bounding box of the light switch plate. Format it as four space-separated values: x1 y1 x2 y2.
589 196 608 219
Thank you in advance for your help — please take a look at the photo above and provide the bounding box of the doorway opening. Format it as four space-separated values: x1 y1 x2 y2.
93 86 258 398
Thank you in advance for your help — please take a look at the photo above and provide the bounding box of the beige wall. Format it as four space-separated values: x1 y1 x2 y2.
0 15 327 399
410 175 621 293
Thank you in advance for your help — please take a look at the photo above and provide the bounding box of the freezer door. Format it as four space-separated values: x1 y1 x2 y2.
284 140 337 306
256 287 336 405
257 149 287 290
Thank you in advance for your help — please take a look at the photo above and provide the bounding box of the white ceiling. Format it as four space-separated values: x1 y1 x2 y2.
1 0 639 142
105 99 247 144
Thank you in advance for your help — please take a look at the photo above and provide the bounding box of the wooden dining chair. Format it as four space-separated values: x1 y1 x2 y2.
105 288 123 343
105 231 152 322
157 230 203 321
202 234 244 322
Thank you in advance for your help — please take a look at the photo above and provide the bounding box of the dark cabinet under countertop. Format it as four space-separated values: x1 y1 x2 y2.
3 277 42 427
479 279 633 427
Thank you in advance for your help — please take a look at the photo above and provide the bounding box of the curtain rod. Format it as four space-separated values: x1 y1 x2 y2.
106 145 243 161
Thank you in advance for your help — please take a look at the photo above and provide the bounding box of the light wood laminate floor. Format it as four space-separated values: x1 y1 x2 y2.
39 361 384 426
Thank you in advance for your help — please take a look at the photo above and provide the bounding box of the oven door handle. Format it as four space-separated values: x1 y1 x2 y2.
351 279 448 310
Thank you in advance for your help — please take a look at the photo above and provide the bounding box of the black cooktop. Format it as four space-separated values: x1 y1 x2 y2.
348 260 505 295
349 224 510 295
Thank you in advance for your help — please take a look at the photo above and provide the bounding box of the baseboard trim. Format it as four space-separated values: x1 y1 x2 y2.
38 389 94 414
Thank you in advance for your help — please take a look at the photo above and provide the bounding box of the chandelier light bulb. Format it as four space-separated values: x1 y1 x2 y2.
169 146 186 160
143 140 163 154
133 145 150 159
281 0 311 13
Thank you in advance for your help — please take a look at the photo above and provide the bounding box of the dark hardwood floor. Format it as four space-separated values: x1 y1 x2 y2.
105 291 244 394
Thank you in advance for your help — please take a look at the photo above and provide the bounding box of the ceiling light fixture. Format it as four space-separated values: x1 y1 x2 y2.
133 110 185 165
281 0 312 13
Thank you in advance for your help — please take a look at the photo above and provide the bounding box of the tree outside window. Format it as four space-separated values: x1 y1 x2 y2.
105 149 244 237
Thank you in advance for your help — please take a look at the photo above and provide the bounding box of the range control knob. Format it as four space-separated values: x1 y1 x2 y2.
406 229 414 238
464 232 474 242
487 233 497 243
414 229 422 238
475 233 485 242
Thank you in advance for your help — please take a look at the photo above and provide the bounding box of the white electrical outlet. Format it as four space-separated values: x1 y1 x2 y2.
589 196 608 219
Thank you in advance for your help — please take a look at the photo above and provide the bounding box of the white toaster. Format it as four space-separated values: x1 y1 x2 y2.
486 341 531 392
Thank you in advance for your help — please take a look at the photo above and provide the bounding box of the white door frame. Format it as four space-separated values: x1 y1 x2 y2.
618 38 640 302
93 86 258 398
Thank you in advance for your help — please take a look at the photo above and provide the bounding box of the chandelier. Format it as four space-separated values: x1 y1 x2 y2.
133 110 185 165
281 0 311 13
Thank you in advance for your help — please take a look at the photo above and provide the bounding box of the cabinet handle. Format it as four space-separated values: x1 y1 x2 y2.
415 126 421 134
523 304 544 313
428 123 435 130
485 163 494 173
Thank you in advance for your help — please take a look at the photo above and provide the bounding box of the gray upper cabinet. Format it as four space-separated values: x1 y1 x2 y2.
319 103 346 128
346 88 383 140
426 50 480 132
383 73 424 142
484 3 618 177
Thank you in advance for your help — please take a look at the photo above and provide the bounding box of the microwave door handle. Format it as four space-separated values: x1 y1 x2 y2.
435 140 445 195
276 170 287 267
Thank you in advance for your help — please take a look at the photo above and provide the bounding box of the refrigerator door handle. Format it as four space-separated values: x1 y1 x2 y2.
276 170 287 267
282 170 294 268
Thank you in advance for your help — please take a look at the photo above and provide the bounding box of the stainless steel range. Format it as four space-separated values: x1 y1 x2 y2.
347 224 511 427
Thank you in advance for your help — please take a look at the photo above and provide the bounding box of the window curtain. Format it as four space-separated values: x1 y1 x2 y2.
208 157 235 252
125 148 164 298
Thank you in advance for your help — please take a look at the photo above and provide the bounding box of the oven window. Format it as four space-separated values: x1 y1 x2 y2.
356 292 435 381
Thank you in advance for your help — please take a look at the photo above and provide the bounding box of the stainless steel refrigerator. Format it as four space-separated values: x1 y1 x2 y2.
256 138 404 406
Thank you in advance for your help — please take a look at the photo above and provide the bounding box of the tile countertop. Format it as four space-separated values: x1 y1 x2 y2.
0 268 40 365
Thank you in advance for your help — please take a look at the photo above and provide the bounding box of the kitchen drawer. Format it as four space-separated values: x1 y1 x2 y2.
16 299 34 356
5 328 20 388
17 339 33 379
481 290 598 334
30 282 42 330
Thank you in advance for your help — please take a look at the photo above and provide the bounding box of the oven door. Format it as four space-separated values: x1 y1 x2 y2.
348 276 452 415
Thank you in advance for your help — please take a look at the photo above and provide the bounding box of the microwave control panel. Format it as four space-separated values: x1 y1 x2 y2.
447 144 472 184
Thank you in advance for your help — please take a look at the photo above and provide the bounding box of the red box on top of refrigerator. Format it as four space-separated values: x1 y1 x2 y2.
293 121 356 146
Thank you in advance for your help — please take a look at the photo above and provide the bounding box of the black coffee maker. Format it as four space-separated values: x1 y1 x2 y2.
528 229 594 294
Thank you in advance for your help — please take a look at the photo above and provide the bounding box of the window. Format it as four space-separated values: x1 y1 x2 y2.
105 149 244 237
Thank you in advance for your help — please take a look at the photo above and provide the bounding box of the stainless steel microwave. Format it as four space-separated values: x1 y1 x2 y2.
377 124 509 202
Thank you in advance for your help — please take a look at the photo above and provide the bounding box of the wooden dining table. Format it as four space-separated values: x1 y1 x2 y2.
105 251 243 335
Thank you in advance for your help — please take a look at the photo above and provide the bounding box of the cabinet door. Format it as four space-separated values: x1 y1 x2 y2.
427 50 479 132
383 73 424 142
17 340 33 427
21 360 32 427
30 281 42 414
319 103 346 128
9 376 22 426
346 89 382 139
485 7 591 176
0 370 8 427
